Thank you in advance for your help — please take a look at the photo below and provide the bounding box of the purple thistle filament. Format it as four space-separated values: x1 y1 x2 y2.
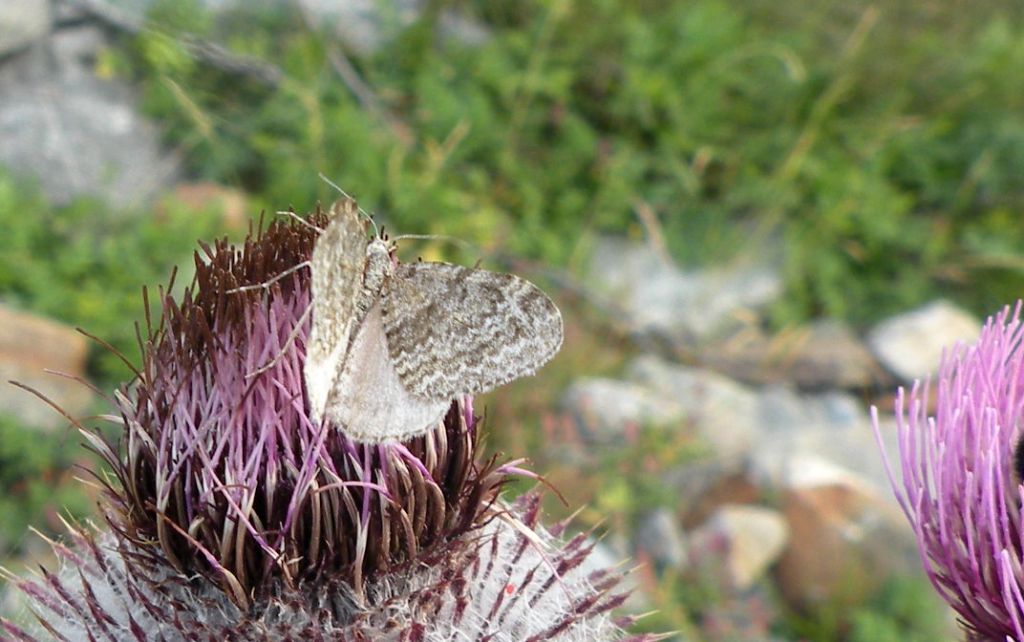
874 301 1024 641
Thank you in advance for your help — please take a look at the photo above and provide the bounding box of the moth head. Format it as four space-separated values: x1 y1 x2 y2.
363 236 394 293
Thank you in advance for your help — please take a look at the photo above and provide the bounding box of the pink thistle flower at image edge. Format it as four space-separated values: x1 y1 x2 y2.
0 205 660 641
874 300 1024 642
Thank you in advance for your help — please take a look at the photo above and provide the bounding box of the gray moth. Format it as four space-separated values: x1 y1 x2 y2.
304 199 564 443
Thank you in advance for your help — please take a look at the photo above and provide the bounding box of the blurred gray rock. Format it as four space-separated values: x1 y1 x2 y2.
50 23 107 74
301 0 419 53
76 0 491 55
70 0 282 16
704 319 883 389
633 509 687 572
53 0 91 23
688 504 789 592
627 355 761 459
587 237 782 347
0 67 180 208
561 377 688 444
0 3 180 208
867 299 981 382
0 0 51 57
664 460 762 529
0 304 93 430
567 355 898 492
752 386 890 487
299 0 491 54
759 385 864 435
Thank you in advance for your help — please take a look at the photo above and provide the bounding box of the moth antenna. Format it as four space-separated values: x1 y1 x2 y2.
318 172 349 198
318 172 380 237
246 303 312 378
275 209 322 231
227 261 311 294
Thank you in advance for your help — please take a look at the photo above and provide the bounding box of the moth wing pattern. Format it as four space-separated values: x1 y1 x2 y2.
324 301 452 442
304 199 369 422
381 262 564 401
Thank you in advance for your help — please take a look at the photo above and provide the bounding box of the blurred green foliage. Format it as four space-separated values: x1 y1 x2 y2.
846 576 951 642
0 415 94 555
116 0 1024 327
0 170 224 385
780 575 951 642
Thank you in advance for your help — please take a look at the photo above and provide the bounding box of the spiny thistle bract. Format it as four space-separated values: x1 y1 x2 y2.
2 207 656 641
874 301 1024 642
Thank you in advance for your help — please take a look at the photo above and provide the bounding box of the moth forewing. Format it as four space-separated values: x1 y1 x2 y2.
304 201 373 423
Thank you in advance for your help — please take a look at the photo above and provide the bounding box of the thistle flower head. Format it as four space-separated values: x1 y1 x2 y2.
4 207 654 641
875 301 1024 642
100 209 504 603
